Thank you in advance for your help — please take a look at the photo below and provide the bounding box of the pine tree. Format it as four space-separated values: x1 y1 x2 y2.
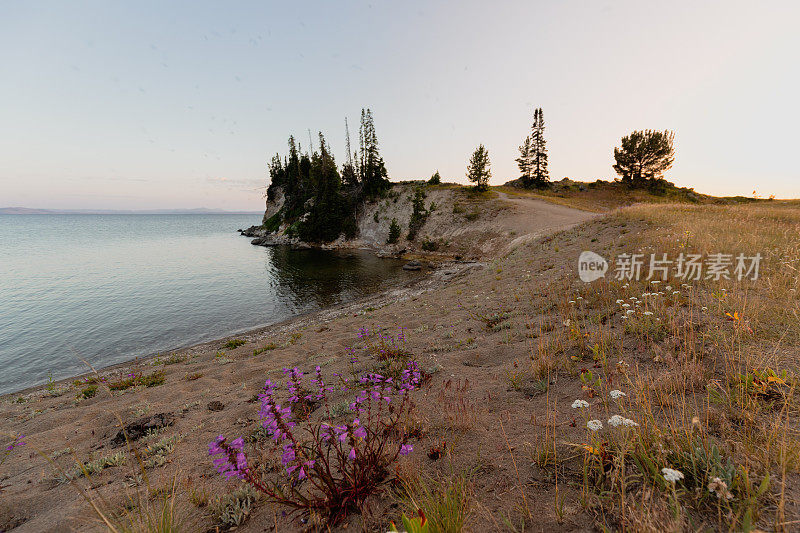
530 108 549 187
283 136 303 216
516 135 533 187
358 108 389 197
387 218 401 244
341 117 358 186
407 186 428 240
466 144 491 191
266 154 284 201
299 133 353 242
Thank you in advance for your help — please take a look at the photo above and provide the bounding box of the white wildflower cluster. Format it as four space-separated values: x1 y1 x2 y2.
614 292 663 320
608 414 638 427
609 389 626 400
661 467 684 483
587 419 603 431
571 399 589 409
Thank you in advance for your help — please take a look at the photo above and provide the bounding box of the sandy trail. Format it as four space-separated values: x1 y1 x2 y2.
493 191 597 252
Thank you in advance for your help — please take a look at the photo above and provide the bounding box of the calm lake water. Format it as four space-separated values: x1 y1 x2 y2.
0 215 419 395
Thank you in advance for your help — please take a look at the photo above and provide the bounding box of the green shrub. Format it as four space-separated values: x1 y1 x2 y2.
224 339 246 350
263 210 282 232
78 385 98 399
284 221 301 238
421 238 439 251
108 370 165 391
428 171 441 185
210 486 259 529
407 187 428 241
387 218 401 244
253 343 278 356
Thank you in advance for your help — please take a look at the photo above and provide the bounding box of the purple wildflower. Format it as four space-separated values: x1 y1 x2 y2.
5 434 25 451
208 435 249 480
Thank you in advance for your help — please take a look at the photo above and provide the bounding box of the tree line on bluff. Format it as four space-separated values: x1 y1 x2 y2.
264 109 390 243
264 107 676 242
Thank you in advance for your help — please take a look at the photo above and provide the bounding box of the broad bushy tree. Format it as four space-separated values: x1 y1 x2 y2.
613 129 675 188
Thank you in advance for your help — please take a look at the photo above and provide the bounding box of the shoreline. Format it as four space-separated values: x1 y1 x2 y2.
2 259 480 401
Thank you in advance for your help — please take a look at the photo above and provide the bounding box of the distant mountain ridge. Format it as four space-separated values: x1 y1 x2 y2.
0 207 263 215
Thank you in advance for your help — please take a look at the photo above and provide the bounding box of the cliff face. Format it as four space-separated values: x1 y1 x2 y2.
243 182 521 260
262 187 284 224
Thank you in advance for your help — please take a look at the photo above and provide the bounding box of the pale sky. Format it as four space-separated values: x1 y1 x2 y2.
1 1 798 210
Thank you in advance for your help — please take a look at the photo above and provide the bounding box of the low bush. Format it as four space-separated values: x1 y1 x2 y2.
263 211 282 233
421 238 439 252
224 339 246 350
253 343 278 356
77 385 98 399
209 486 259 529
108 370 165 391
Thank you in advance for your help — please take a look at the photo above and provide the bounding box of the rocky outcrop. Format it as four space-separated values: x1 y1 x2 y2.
240 182 518 260
239 225 266 237
250 236 280 246
263 188 285 224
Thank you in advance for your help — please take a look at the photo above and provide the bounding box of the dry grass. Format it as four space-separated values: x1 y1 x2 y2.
495 182 792 213
567 202 800 531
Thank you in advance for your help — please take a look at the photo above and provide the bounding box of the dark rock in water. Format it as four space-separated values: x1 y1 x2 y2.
240 225 266 237
251 236 279 246
403 260 422 271
291 242 312 250
207 400 225 412
110 413 175 447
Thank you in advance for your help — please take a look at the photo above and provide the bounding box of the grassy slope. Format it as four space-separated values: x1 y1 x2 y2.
496 179 788 213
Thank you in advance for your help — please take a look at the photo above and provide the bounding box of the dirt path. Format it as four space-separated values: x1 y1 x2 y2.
493 190 597 252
